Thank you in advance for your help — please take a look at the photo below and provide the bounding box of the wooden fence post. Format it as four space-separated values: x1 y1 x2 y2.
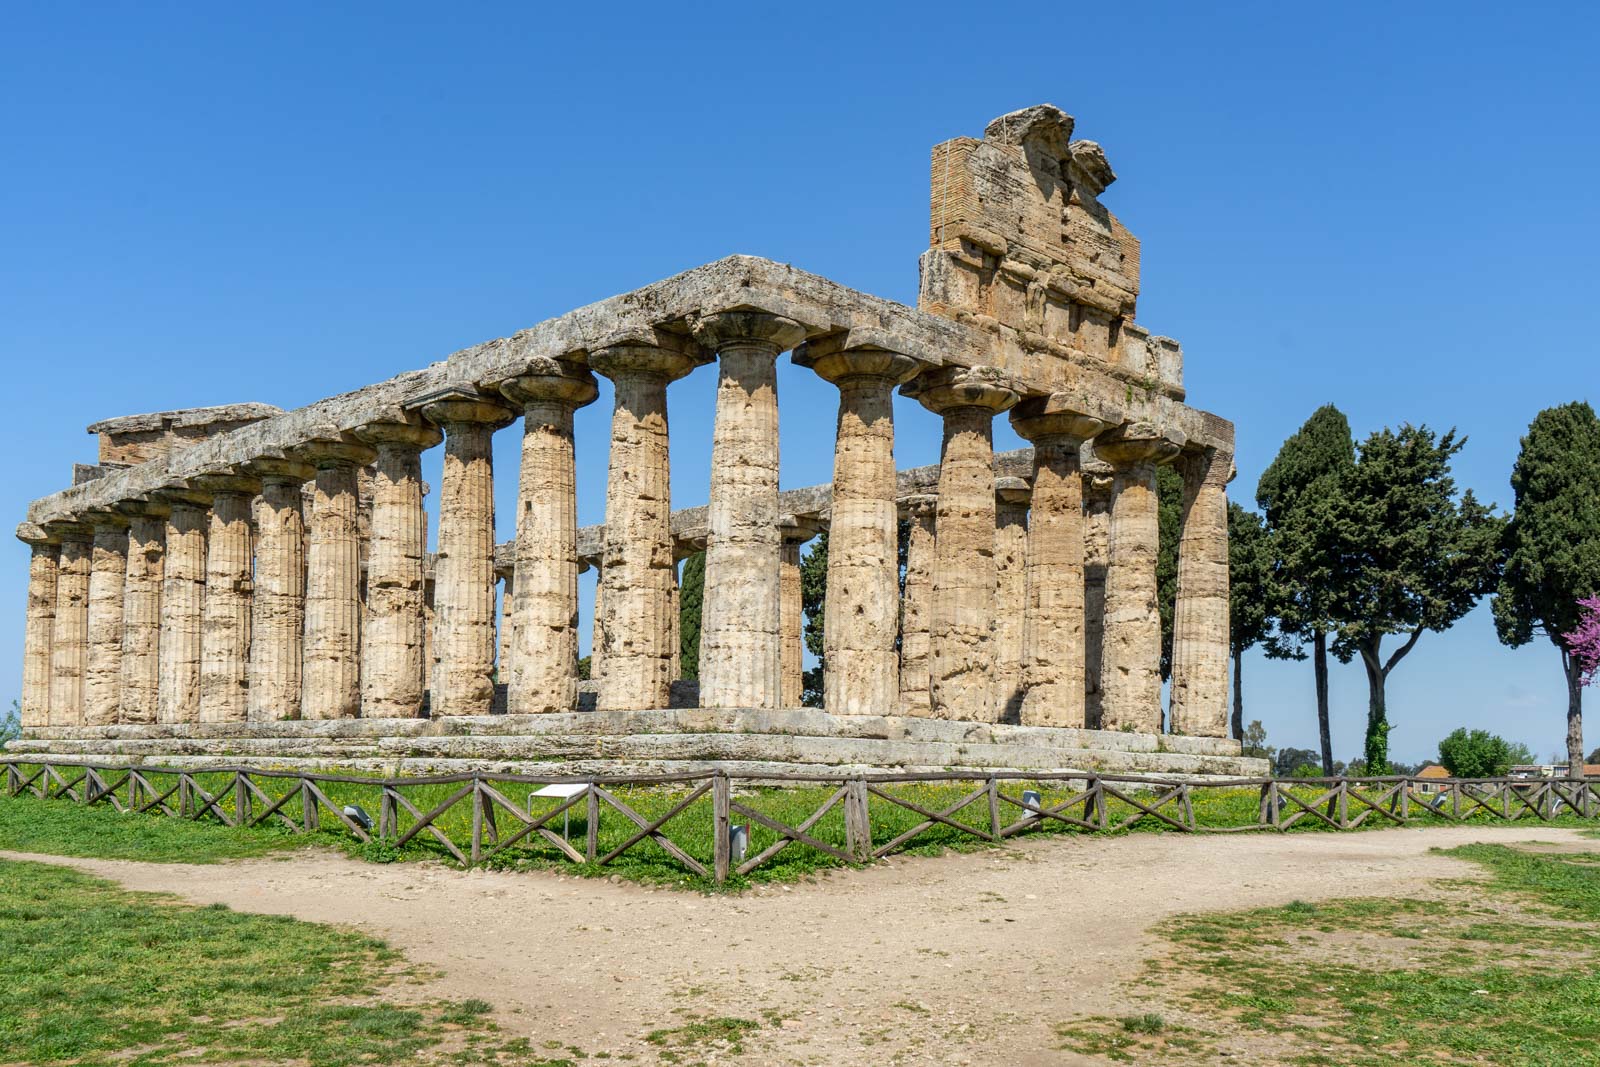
301 779 319 833
379 788 397 841
712 773 731 885
1336 781 1349 829
470 778 484 866
844 779 871 861
1093 778 1108 831
234 774 249 827
1400 779 1411 822
986 778 1001 840
585 785 599 863
179 774 191 818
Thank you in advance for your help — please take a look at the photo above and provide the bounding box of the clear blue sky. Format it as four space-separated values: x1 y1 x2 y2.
3 3 1596 764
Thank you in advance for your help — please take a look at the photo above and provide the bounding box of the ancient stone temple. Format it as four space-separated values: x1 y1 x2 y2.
11 105 1262 778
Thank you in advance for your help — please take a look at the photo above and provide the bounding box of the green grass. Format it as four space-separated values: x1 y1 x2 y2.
4 765 1598 891
0 857 518 1065
1057 843 1600 1065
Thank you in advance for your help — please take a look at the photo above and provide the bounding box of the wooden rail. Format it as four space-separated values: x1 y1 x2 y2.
3 759 1597 885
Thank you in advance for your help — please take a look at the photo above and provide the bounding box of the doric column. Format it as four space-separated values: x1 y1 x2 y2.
497 570 514 687
297 439 376 720
352 419 440 718
778 517 820 708
17 525 60 731
500 362 599 714
415 390 514 716
47 523 93 728
82 511 130 726
1009 401 1112 728
586 561 604 685
794 340 921 716
992 478 1031 723
669 550 684 683
589 339 701 712
898 494 938 715
246 457 314 721
1168 448 1233 738
692 311 807 709
193 474 259 724
117 500 167 725
1082 467 1114 728
1095 422 1184 733
906 366 1020 723
157 489 209 725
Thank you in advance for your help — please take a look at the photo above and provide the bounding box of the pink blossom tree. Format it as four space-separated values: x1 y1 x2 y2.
1568 595 1600 689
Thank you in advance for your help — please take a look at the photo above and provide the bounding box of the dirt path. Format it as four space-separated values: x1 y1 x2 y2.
6 824 1590 1065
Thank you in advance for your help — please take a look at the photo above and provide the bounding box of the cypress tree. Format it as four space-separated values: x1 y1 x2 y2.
1227 502 1275 741
1256 405 1356 775
1492 402 1600 776
677 551 704 681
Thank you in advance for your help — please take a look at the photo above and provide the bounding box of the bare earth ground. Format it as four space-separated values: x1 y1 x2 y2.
8 824 1592 1066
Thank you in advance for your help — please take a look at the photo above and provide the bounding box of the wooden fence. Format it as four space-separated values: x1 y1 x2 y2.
4 758 1597 885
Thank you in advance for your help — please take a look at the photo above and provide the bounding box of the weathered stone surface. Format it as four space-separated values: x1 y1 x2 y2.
796 341 922 716
992 478 1030 722
1010 402 1112 728
1096 423 1184 731
48 526 93 728
777 517 822 708
898 494 937 715
354 421 439 718
416 392 513 716
1169 449 1232 737
156 494 207 725
195 476 258 724
18 528 61 730
907 366 1020 723
117 502 167 725
83 515 129 726
88 403 283 466
590 342 701 712
298 441 374 720
499 365 598 714
1082 465 1113 729
695 312 807 710
247 458 313 721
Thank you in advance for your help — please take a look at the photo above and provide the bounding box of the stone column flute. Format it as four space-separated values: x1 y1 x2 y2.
500 361 598 714
907 366 1019 723
116 499 167 725
794 339 921 716
298 439 377 720
157 490 209 726
992 478 1030 723
194 473 259 724
1168 447 1232 738
353 419 440 718
693 311 806 710
82 510 129 726
416 390 513 716
897 494 938 716
17 525 60 731
246 457 314 721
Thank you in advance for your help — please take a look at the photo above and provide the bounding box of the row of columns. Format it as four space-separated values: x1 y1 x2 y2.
17 311 1231 737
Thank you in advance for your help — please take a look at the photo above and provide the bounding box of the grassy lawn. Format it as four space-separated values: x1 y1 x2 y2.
0 857 577 1066
1055 843 1600 1065
3 766 1597 891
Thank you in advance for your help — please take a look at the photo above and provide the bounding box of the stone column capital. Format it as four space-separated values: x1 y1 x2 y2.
82 508 131 530
995 477 1032 507
499 361 600 411
412 387 517 431
46 520 94 542
903 365 1021 416
1009 394 1116 445
353 416 444 452
690 309 808 353
792 338 924 388
1094 421 1186 468
291 437 379 470
244 455 318 485
16 521 60 546
188 472 262 498
592 340 704 385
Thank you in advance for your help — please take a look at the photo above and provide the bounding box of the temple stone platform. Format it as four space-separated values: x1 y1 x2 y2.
7 710 1268 780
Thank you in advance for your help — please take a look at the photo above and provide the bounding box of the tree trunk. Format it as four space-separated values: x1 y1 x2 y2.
1359 638 1389 773
1314 630 1333 776
1566 649 1585 779
1231 649 1244 741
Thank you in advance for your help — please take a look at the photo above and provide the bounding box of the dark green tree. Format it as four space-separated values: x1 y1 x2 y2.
1437 727 1514 779
1240 719 1274 762
1156 465 1184 682
1331 426 1505 773
1491 402 1600 777
677 551 704 681
1256 405 1356 776
1228 502 1275 741
799 531 829 706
